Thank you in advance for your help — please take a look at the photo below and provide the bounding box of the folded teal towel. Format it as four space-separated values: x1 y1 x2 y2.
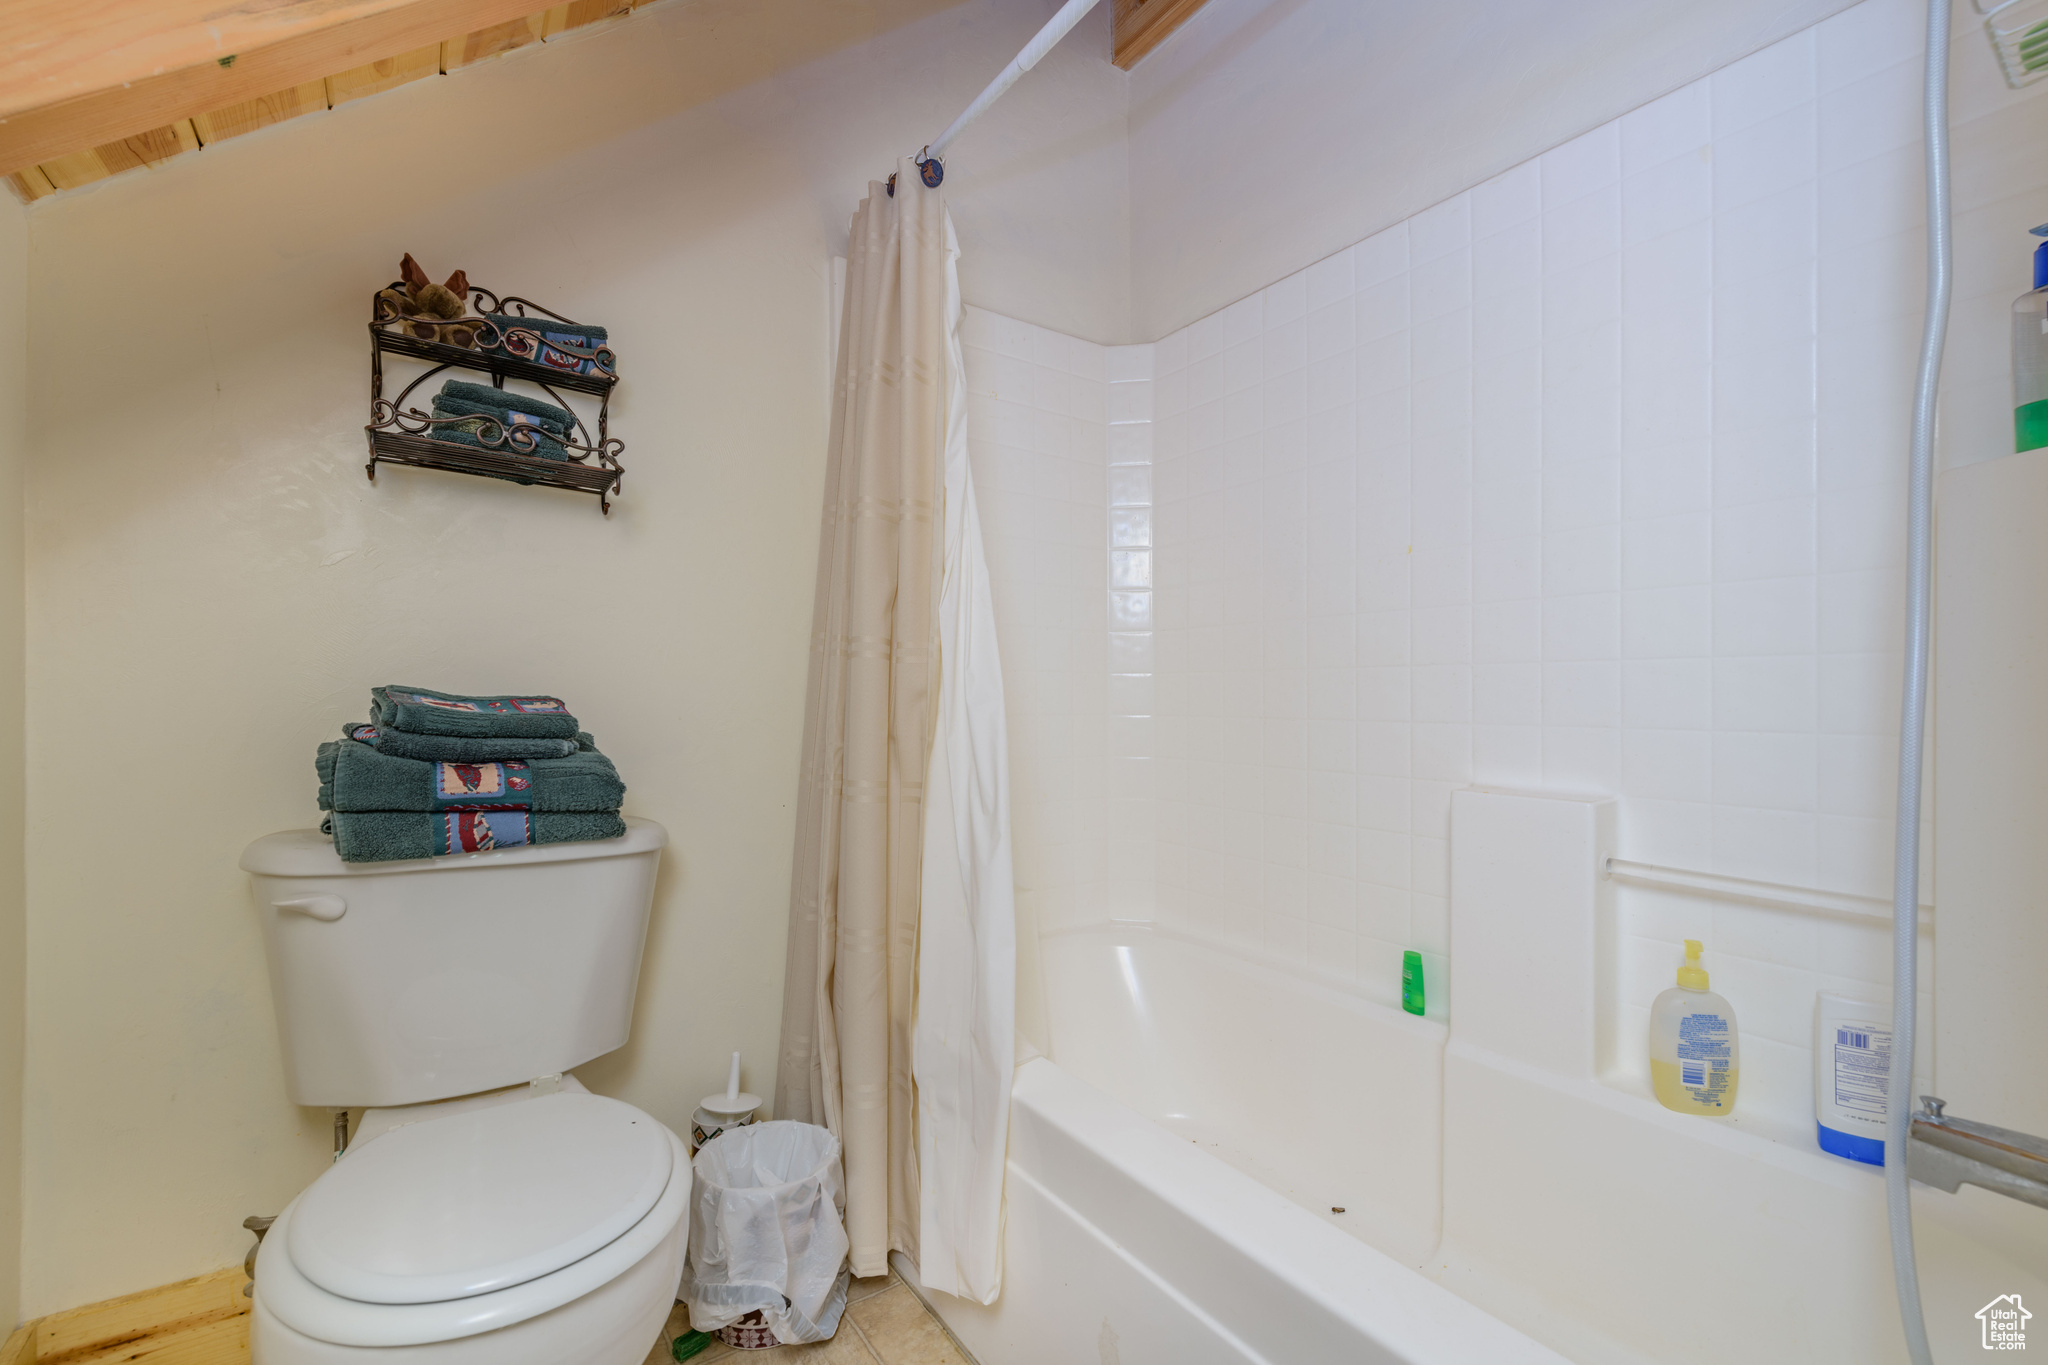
344 723 590 762
430 381 573 459
430 399 569 460
481 316 612 377
441 380 574 430
323 809 626 861
317 739 623 813
369 686 580 739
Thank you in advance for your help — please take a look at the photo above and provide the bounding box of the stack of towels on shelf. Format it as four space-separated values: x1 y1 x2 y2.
481 315 611 377
429 380 574 460
319 686 626 862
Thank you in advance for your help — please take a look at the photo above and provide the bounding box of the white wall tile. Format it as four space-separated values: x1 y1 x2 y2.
1818 0 1922 92
1542 123 1621 208
971 0 2046 1037
1622 152 1714 247
964 307 1115 932
1410 195 1473 262
1711 30 1817 137
1471 161 1543 237
1716 105 1819 213
1621 83 1712 175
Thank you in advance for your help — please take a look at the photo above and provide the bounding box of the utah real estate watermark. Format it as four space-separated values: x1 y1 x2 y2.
1980 1294 2031 1351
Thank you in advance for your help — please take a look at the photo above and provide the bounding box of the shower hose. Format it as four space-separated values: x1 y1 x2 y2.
1889 0 1950 1360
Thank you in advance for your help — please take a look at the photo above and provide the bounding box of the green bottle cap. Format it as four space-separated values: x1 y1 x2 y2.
1401 950 1425 1016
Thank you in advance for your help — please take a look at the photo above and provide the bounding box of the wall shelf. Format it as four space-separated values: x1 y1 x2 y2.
373 325 617 398
366 283 624 512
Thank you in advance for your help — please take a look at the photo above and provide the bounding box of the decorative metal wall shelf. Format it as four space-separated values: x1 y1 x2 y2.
367 284 624 512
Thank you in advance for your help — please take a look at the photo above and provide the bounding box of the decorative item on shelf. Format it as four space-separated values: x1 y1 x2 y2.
375 254 481 349
366 254 624 512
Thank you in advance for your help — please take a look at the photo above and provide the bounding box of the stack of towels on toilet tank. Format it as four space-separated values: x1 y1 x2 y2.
318 686 626 862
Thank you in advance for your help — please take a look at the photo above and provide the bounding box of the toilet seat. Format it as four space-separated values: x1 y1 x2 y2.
289 1092 671 1305
257 1097 690 1348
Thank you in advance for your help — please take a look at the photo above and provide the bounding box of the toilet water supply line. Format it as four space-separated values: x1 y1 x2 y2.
1890 0 1951 1361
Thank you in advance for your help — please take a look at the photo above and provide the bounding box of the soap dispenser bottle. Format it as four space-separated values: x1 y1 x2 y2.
2013 224 2048 452
1650 940 1739 1115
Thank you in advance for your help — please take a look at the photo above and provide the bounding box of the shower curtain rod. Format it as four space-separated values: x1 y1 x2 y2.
920 0 1104 172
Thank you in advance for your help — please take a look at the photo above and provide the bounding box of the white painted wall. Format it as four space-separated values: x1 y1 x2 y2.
1125 0 1865 339
0 193 27 1336
15 0 1127 1314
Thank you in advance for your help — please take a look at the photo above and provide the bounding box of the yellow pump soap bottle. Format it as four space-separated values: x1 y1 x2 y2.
1649 940 1739 1115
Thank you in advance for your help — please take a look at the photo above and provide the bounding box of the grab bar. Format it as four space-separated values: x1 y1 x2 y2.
1603 857 1933 928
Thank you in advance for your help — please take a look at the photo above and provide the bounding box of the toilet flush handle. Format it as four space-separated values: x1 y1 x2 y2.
274 894 346 922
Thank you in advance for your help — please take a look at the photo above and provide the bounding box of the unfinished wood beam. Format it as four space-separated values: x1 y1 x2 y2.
4 1 392 118
442 14 548 70
1112 0 1211 68
7 165 56 203
325 44 441 105
190 81 330 145
0 0 552 176
540 0 634 38
39 119 200 191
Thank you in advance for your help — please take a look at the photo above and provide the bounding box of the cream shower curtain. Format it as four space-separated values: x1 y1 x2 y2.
913 212 1016 1304
775 160 1013 1294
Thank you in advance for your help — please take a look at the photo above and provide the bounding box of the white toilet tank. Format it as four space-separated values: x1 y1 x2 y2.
241 820 666 1108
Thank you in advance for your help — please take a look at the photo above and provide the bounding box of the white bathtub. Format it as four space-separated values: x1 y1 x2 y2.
909 926 1566 1365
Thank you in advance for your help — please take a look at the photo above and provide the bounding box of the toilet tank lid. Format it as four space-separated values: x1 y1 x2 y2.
240 817 665 877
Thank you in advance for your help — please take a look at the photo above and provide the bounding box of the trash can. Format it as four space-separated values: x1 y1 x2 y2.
679 1120 851 1347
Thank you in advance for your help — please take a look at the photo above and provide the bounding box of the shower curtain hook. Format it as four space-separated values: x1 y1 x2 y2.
888 147 943 198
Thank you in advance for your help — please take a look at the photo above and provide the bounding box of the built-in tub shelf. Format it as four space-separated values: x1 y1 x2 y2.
1603 856 1933 928
366 284 624 513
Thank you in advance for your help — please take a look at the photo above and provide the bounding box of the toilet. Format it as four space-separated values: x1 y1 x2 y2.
238 819 685 1364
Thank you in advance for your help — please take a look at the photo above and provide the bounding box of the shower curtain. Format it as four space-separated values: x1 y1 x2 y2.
913 212 1016 1305
775 159 1014 1297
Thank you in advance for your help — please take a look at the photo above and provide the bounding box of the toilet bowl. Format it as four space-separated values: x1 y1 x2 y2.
251 1081 688 1364
240 819 678 1365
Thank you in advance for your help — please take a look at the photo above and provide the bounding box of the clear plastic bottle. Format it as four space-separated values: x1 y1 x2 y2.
1649 940 1739 1116
2012 224 2048 452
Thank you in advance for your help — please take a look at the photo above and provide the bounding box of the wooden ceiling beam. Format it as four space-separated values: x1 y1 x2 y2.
1111 0 1211 69
3 0 402 119
0 0 552 176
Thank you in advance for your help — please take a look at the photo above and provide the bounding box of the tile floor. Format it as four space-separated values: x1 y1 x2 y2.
644 1271 971 1365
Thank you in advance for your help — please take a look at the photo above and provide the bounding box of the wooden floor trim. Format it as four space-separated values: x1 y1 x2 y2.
6 1268 249 1365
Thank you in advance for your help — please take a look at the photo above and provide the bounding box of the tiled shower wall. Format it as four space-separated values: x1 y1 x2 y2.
958 308 1112 960
965 0 2048 1129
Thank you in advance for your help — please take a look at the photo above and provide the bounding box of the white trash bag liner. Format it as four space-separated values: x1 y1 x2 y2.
680 1120 851 1344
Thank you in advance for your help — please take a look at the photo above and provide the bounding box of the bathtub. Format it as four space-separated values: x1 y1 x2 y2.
906 925 1566 1365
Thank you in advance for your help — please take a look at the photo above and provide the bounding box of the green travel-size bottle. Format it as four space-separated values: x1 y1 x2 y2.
2013 224 2048 452
1401 950 1425 1016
